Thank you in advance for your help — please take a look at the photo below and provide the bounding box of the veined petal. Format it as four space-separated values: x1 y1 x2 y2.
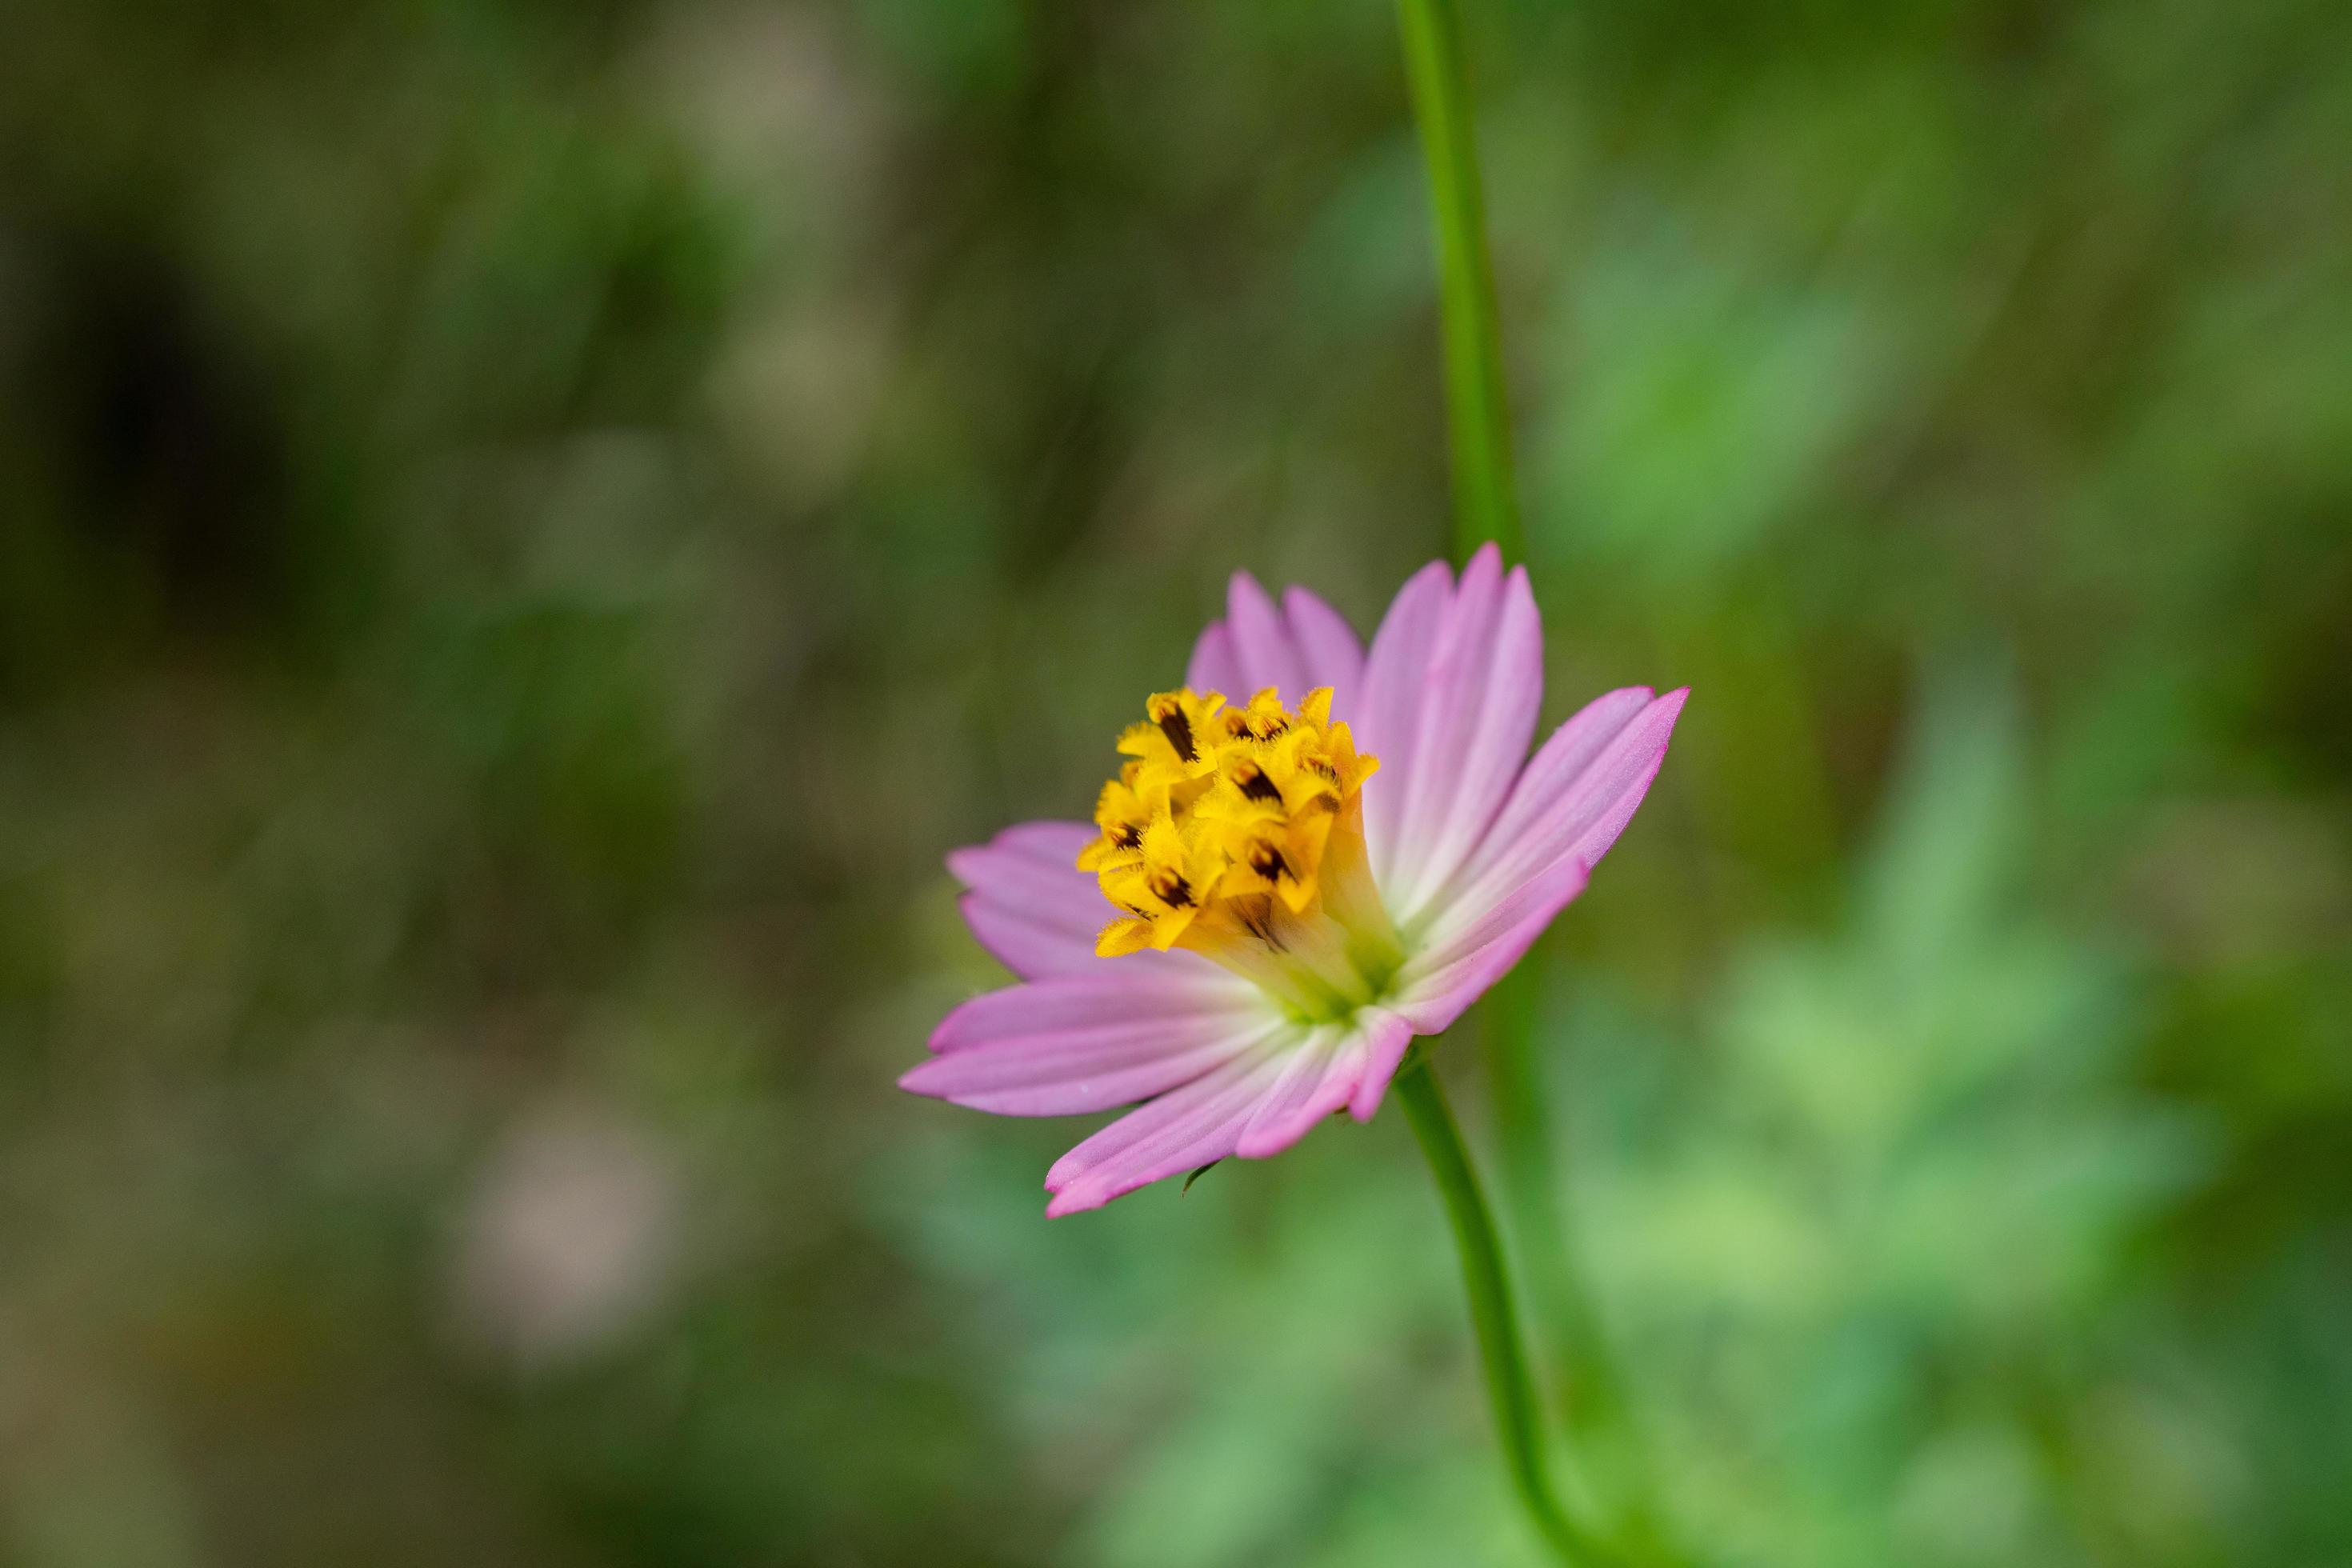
1045 1044 1294 1216
1345 1006 1418 1122
1233 1026 1360 1158
1355 558 1454 886
1382 550 1544 923
1390 853 1591 1036
949 819 1206 980
1461 688 1664 872
1438 687 1687 928
902 997 1285 1117
1282 587 1365 721
1410 850 1591 981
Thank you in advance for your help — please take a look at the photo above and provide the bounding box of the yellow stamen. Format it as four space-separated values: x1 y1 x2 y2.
1079 686 1381 966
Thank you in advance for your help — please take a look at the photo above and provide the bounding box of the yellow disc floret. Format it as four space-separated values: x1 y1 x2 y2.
1082 686 1378 958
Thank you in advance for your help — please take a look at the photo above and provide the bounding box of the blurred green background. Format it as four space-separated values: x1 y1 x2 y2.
2 0 2348 1564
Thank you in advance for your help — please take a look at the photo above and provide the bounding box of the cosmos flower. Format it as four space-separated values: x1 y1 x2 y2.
904 546 1685 1215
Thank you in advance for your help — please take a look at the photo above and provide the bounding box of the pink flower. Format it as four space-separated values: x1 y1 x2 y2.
903 546 1686 1215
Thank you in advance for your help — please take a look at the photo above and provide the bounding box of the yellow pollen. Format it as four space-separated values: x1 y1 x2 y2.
1082 685 1379 958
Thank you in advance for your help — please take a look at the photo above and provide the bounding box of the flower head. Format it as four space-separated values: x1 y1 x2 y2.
903 547 1686 1215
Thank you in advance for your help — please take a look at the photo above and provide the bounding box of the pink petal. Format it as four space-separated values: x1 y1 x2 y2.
1346 1006 1418 1122
957 894 1103 979
1461 688 1655 862
1233 1026 1361 1158
1185 575 1367 712
1354 547 1545 922
1390 854 1591 1036
1441 688 1687 926
1187 620 1243 697
1226 572 1310 704
1044 1046 1293 1216
1355 558 1456 886
902 995 1283 1117
1414 850 1591 979
1282 586 1365 721
946 822 1098 930
947 819 1206 981
928 968 1262 1055
1401 557 1546 922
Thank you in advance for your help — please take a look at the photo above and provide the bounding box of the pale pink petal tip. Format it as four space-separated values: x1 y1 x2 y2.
1346 1009 1417 1122
1442 683 1690 922
1280 586 1365 714
1231 1033 1360 1159
1226 571 1305 704
1186 619 1242 698
1039 1050 1282 1216
1394 855 1590 1037
1185 572 1364 713
1037 1010 1418 1214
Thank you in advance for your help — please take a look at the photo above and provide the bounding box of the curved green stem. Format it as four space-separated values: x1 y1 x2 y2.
1396 0 1522 562
1398 1058 1612 1566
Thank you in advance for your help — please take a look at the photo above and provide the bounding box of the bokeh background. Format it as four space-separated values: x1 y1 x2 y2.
3 0 2349 1563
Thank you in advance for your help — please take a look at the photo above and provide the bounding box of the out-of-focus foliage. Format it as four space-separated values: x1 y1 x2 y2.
1 0 2346 1564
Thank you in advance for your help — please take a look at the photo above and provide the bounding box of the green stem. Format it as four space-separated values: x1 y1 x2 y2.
1398 1058 1611 1566
1396 0 1522 562
1396 0 1582 1439
1394 8 1683 1559
1399 0 1602 1494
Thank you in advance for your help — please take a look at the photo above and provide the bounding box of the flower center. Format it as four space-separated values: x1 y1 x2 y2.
1079 686 1402 1022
